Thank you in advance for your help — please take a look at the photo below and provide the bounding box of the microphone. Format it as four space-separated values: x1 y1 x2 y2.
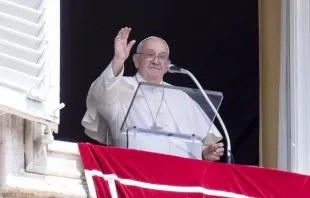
167 64 233 164
167 64 187 74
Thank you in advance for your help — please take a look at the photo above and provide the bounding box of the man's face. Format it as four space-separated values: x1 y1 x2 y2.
133 38 170 83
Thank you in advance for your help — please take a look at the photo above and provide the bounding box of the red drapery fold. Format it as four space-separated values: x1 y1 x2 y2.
78 143 310 198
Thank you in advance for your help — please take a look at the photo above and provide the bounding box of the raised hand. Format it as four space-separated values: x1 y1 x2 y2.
111 27 136 76
114 27 136 62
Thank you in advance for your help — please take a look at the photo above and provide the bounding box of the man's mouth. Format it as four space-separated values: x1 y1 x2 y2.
148 66 161 70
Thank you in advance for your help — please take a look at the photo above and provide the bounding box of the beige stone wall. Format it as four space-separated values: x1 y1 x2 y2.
259 0 281 168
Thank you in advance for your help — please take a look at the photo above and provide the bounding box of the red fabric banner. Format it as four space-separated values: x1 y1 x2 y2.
78 143 310 198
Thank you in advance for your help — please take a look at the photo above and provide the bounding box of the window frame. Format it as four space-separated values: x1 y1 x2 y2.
278 0 310 175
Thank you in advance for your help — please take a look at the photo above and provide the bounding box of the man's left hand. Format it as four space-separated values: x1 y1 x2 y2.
202 142 224 161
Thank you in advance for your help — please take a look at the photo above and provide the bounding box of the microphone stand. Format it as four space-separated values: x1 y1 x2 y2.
169 65 232 164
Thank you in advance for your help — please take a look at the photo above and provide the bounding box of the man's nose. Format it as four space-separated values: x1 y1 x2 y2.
151 56 160 64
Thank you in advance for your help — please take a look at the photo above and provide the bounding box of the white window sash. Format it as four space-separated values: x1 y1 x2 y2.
278 0 310 175
0 0 62 132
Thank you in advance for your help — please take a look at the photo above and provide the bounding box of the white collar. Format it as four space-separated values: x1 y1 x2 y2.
135 72 164 84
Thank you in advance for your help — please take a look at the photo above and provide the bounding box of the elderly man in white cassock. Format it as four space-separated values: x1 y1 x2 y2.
82 27 224 161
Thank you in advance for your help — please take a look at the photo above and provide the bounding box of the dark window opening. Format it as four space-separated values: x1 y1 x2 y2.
58 0 259 165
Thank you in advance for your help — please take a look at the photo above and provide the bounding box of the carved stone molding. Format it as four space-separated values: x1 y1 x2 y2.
25 120 83 179
0 114 88 198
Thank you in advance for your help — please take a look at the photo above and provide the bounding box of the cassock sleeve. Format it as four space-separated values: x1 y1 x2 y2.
81 62 124 144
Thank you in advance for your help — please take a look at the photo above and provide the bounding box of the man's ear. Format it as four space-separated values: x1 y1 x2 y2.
133 54 139 69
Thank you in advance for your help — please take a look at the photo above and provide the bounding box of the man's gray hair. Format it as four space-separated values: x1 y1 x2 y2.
136 36 170 54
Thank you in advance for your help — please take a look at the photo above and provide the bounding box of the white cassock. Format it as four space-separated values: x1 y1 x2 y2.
81 62 223 159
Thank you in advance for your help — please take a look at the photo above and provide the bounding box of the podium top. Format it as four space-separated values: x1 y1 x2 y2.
120 82 223 141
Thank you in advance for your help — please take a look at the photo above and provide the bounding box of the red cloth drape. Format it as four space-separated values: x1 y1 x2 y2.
78 142 310 198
